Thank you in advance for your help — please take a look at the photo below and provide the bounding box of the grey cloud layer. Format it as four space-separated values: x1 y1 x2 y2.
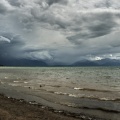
0 0 14 14
17 0 120 39
0 0 120 64
0 32 24 60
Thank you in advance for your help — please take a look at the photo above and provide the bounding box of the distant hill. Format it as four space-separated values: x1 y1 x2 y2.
1 58 120 67
72 60 98 66
72 58 120 66
0 58 48 67
94 58 120 66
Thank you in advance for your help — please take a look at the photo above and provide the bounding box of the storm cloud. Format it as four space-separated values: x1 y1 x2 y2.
0 0 120 65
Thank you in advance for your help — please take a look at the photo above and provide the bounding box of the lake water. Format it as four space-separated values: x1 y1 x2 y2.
0 67 120 119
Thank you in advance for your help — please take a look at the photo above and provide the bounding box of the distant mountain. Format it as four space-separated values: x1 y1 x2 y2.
48 61 70 67
95 58 120 66
0 58 48 67
1 58 120 67
72 59 98 66
72 59 120 66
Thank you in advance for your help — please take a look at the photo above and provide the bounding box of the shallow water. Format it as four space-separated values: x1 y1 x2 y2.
0 67 120 119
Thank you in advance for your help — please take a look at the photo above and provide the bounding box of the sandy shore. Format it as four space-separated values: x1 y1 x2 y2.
0 94 106 120
0 94 80 120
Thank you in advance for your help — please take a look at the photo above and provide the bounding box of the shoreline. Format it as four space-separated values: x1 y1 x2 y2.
0 83 119 120
0 67 120 120
0 93 106 120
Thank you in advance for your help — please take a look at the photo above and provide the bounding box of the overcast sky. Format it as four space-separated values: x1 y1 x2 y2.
0 0 120 64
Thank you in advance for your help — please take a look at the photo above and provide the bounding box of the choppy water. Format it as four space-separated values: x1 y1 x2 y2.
0 67 120 119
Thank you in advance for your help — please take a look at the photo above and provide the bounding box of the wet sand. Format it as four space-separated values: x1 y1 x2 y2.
0 94 106 120
0 94 79 120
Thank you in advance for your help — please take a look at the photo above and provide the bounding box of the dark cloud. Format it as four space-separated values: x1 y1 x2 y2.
0 32 25 60
16 0 120 40
95 0 111 8
0 36 10 43
0 3 7 14
0 0 14 14
67 20 117 44
67 12 119 44
0 31 53 62
0 0 120 65
67 30 111 44
46 0 68 6
7 0 21 7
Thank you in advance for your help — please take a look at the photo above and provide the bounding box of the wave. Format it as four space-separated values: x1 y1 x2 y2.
60 103 120 113
74 87 112 92
20 85 120 102
51 91 120 102
13 81 20 83
59 102 120 113
0 82 5 84
54 92 69 95
47 85 61 88
24 81 28 84
8 83 20 87
80 96 120 102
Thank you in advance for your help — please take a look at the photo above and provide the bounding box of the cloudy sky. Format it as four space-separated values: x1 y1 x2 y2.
0 0 120 65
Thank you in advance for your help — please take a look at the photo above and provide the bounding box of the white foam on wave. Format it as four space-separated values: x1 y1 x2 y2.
13 81 19 83
60 102 76 107
68 94 77 97
8 83 19 87
54 91 78 98
1 82 5 84
54 92 68 95
24 86 30 88
54 92 62 94
100 98 110 101
74 87 83 90
24 81 28 84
